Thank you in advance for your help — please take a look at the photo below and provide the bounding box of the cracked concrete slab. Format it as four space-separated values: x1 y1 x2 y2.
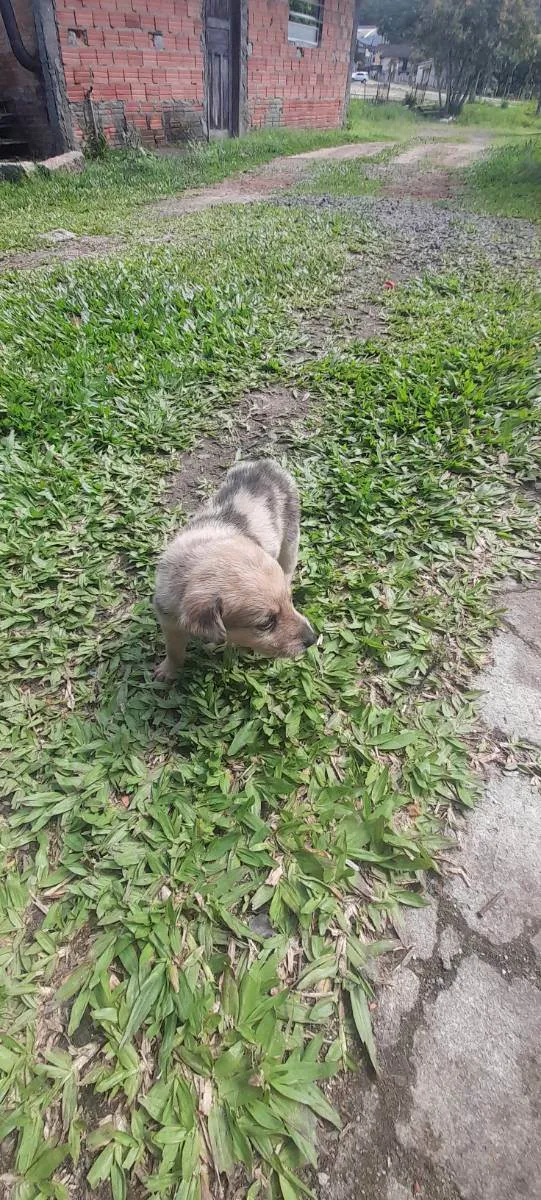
447 770 541 945
475 588 540 745
398 957 541 1200
475 630 540 744
319 582 541 1200
396 901 438 961
501 588 540 640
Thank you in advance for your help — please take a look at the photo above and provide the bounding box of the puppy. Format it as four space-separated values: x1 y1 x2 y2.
154 458 316 679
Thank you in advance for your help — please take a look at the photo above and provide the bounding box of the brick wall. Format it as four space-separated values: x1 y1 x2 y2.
247 0 354 130
55 0 207 147
52 0 353 148
0 0 56 156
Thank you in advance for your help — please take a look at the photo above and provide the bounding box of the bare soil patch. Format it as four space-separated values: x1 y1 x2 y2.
0 233 121 272
164 384 314 510
384 169 457 200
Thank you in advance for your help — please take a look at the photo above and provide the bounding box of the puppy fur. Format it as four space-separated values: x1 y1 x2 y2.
154 458 316 679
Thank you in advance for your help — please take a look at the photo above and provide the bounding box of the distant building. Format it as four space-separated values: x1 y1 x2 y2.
355 24 380 68
356 25 380 49
415 60 440 91
375 42 414 80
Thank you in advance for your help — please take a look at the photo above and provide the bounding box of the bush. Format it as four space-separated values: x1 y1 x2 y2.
457 100 539 129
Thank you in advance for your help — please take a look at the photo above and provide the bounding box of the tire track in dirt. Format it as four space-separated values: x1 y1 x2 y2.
381 134 491 200
393 137 491 167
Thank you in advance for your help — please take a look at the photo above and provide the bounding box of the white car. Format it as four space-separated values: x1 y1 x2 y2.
352 71 369 83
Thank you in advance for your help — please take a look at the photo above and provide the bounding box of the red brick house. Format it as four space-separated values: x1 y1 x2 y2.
0 0 356 158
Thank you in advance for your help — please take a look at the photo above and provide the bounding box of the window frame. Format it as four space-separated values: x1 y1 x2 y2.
287 0 324 48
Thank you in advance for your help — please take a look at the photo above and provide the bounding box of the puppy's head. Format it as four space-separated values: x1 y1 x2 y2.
180 539 316 659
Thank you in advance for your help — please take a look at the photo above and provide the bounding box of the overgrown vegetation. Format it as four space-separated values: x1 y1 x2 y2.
456 99 540 128
0 195 539 1198
464 135 541 218
0 102 421 253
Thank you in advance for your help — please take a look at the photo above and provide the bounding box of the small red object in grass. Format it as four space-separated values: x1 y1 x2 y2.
119 794 130 808
384 280 396 289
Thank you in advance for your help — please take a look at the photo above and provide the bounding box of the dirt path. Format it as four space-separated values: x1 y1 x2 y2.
378 133 492 199
151 129 489 217
0 140 401 272
0 233 123 272
0 127 480 273
393 134 491 166
141 139 399 217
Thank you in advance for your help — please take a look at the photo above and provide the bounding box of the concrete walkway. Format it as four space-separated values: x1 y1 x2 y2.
319 581 541 1200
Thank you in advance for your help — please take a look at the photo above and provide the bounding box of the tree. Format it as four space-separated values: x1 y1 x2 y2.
532 36 541 111
360 0 539 114
417 0 539 114
358 0 421 41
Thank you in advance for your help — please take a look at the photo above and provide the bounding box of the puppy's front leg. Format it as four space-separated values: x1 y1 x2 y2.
155 616 188 681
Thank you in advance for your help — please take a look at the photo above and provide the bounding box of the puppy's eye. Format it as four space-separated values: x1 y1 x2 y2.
257 613 277 633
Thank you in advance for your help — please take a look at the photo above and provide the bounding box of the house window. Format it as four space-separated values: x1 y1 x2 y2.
288 1 323 47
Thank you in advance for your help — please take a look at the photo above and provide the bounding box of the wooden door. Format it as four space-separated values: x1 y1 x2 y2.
205 0 239 135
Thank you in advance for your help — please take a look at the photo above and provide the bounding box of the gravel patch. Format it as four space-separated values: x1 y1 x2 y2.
278 194 540 274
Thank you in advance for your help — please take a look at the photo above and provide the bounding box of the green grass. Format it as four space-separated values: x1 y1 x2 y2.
296 139 407 197
456 99 540 130
1 98 537 255
347 99 420 134
296 158 384 198
463 136 541 220
0 201 540 1200
0 102 423 253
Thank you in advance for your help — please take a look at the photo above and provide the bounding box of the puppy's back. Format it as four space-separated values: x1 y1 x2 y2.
197 459 299 561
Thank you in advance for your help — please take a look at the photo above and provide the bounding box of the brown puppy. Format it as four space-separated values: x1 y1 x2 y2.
154 458 316 679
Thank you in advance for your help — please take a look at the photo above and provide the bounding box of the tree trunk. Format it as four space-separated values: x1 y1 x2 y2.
468 72 480 103
446 52 453 114
448 59 470 116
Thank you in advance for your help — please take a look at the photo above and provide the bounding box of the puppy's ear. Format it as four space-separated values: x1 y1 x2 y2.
198 598 226 644
183 594 226 644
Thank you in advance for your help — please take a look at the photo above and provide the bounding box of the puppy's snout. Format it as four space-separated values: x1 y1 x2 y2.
302 623 317 649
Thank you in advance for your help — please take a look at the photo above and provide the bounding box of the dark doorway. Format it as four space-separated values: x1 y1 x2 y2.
205 0 240 136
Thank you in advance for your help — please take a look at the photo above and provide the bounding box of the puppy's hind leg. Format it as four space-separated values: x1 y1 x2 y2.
155 614 188 681
277 477 301 585
278 526 300 586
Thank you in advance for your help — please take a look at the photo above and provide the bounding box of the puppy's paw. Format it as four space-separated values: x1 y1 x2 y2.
154 657 177 682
